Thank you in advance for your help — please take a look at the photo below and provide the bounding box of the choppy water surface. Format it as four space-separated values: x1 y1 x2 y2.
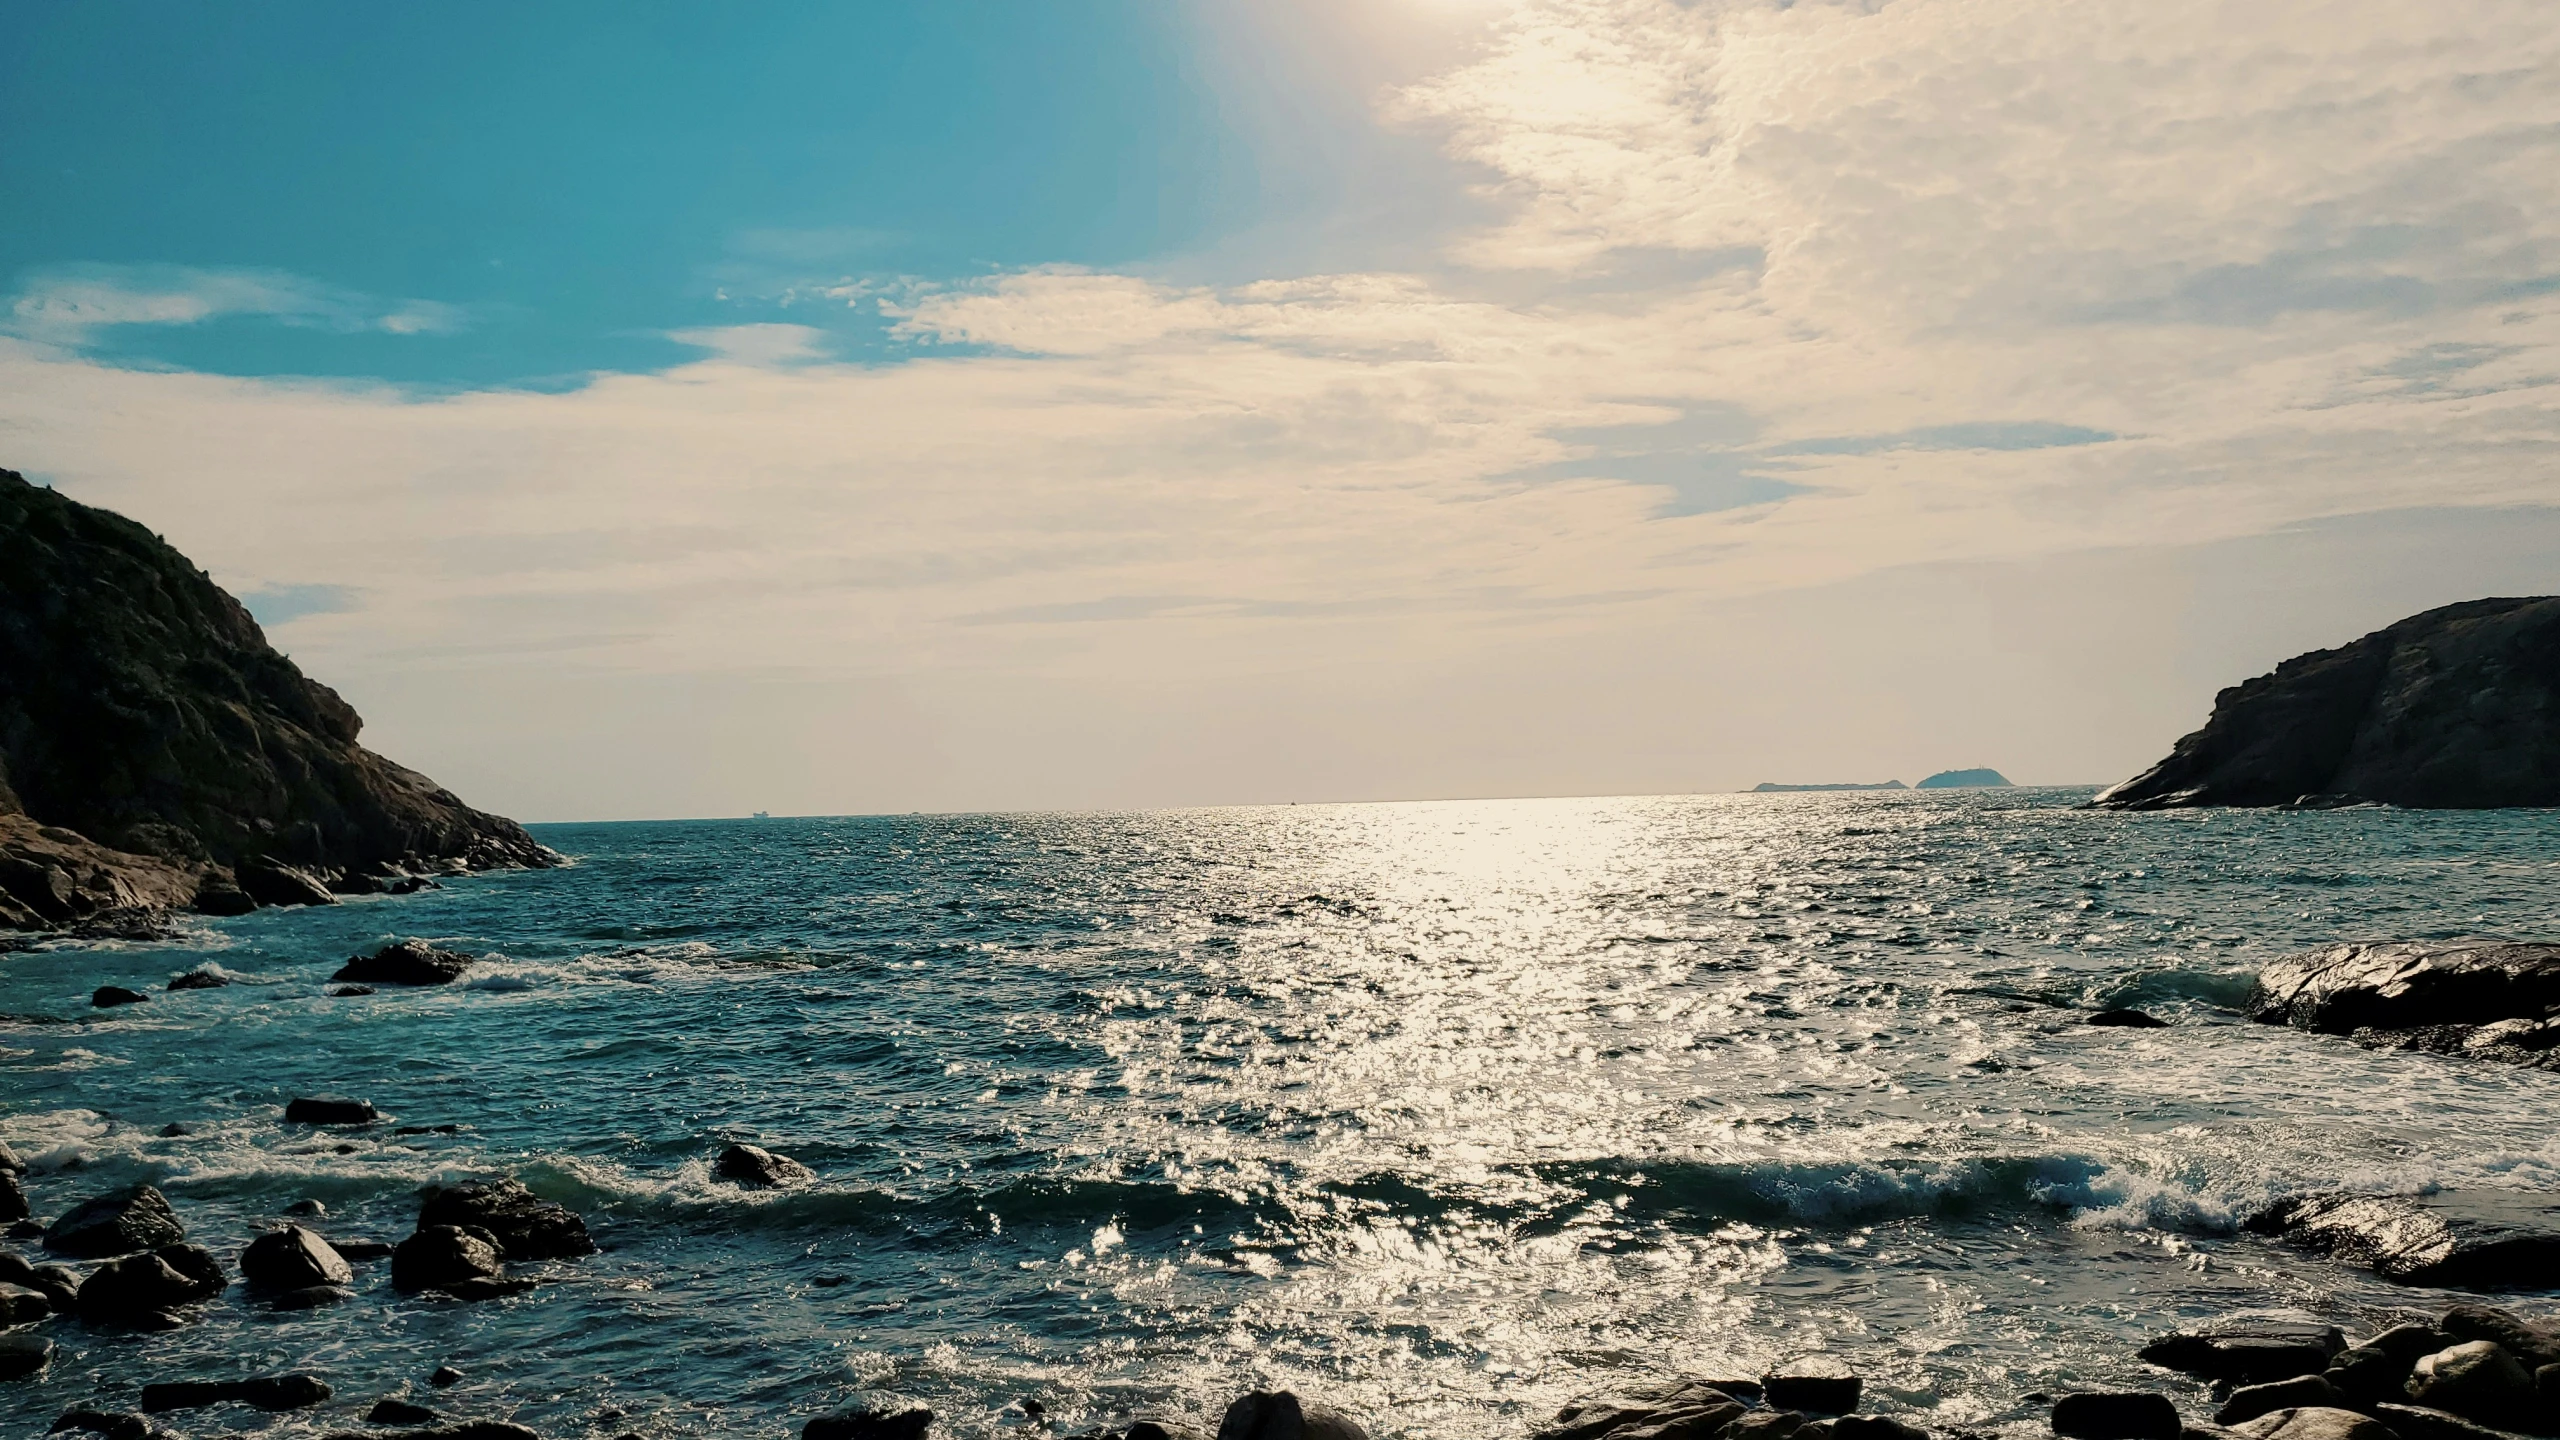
5 790 2559 1438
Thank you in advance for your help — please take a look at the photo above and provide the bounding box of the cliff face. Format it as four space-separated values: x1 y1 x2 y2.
0 468 554 930
2094 597 2560 810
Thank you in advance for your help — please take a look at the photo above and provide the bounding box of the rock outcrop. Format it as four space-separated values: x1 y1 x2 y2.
2245 1191 2560 1289
2093 597 2560 809
2254 942 2560 1069
0 467 557 933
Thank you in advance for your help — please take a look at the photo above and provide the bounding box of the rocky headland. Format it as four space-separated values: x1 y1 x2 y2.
2093 598 2560 810
0 468 555 936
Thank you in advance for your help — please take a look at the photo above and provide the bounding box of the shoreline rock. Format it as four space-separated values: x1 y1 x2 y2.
2245 1192 2560 1290
2252 942 2560 1071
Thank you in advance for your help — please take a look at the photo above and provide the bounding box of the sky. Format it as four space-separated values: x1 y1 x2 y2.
3 0 2557 820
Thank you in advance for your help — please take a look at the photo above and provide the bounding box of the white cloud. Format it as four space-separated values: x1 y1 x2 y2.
1 0 2557 811
6 265 469 344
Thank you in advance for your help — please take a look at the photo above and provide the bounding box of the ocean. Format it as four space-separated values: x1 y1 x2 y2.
3 789 2557 1437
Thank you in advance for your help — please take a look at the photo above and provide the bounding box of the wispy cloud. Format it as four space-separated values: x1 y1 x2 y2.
5 265 468 347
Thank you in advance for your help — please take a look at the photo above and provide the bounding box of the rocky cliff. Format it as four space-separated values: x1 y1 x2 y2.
0 468 555 932
2093 596 2560 809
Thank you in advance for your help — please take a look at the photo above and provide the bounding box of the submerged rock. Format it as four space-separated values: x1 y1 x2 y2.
333 940 476 986
416 1178 594 1260
805 1396 936 1440
140 1374 331 1412
429 1365 465 1388
715 1143 816 1189
1216 1391 1369 1440
286 1096 379 1125
2142 1324 2347 1386
2245 1192 2560 1289
1534 1379 1745 1440
166 967 228 991
2090 596 2560 810
0 1332 53 1381
90 986 148 1008
45 1184 185 1258
240 1225 353 1293
2052 1393 2181 1440
2086 1009 2170 1028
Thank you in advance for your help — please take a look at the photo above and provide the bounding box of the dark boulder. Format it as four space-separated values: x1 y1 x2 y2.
0 1280 50 1323
91 986 148 1008
285 1198 327 1216
429 1366 465 1387
2406 1343 2535 1427
0 1140 21 1174
334 1237 395 1260
192 877 256 915
334 940 475 987
416 1178 593 1260
24 1263 80 1312
2087 1009 2169 1028
1765 1362 1863 1416
372 1399 441 1424
1216 1392 1369 1440
2373 1327 2459 1366
2053 1393 2181 1440
0 1170 25 1224
240 1225 353 1292
2219 1377 2348 1427
1829 1420 1926 1440
2323 1346 2409 1405
45 1184 184 1258
715 1143 816 1189
236 857 337 908
805 1396 936 1440
2245 1192 2560 1289
76 1243 225 1323
286 1096 379 1125
0 1332 52 1380
2252 942 2560 1068
2142 1324 2346 1385
2091 596 2560 810
2440 1306 2560 1370
390 1226 523 1300
166 967 228 991
331 984 377 996
1534 1380 1745 1440
49 1409 150 1439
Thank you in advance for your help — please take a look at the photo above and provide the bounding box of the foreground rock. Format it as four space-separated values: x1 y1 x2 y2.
2091 596 2560 810
333 940 476 986
2246 1192 2560 1289
2253 942 2560 1069
805 1395 935 1440
2051 1392 2180 1440
76 1243 226 1325
0 465 559 935
716 1143 816 1189
417 1178 594 1260
240 1225 353 1294
45 1184 185 1258
0 1332 52 1380
390 1226 526 1301
140 1374 331 1412
1217 1393 1370 1440
1535 1378 1745 1440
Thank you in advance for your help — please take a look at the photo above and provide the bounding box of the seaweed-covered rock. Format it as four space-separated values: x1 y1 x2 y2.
333 941 475 987
416 1179 592 1260
45 1184 185 1258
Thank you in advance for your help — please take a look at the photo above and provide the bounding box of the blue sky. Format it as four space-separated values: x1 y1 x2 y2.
3 0 2555 817
2 2 1288 385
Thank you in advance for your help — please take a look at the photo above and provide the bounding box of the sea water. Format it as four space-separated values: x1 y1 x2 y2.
3 790 2558 1437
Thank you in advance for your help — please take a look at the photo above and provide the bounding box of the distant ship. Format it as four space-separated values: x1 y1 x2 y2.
751 810 770 819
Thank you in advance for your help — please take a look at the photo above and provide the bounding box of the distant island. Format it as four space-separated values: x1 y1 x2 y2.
1916 768 2012 789
1751 770 2012 793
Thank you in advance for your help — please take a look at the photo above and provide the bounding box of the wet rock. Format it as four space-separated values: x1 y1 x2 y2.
50 1408 150 1439
1830 1419 1928 1440
286 1096 379 1125
0 1140 21 1173
391 1225 520 1299
166 968 228 991
242 1224 354 1292
2408 1343 2535 1426
714 1143 816 1189
0 1170 26 1224
416 1178 594 1260
335 1237 396 1260
0 1280 50 1323
76 1243 225 1323
193 879 256 916
2375 1327 2460 1365
2230 1410 2396 1440
2087 1009 2170 1028
333 940 474 987
0 1332 52 1380
237 857 339 908
331 985 378 997
1728 1414 1808 1440
1536 1380 1745 1440
2247 1192 2560 1288
2054 1393 2182 1440
805 1395 936 1440
2252 942 2560 1070
2323 1347 2409 1404
45 1184 185 1258
91 986 148 1008
26 1263 81 1312
1217 1391 1369 1440
372 1399 441 1424
2143 1325 2348 1386
429 1366 465 1388
286 1198 327 1217
2367 1404 2523 1440
271 1284 353 1309
2219 1377 2348 1427
158 1124 190 1138
1766 1362 1863 1416
2440 1306 2560 1370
